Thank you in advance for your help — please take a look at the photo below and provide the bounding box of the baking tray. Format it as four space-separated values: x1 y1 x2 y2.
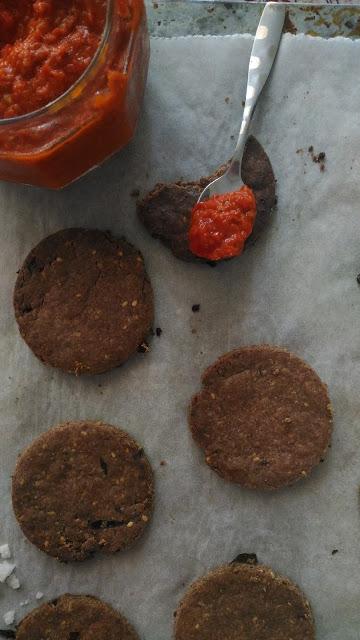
0 4 360 640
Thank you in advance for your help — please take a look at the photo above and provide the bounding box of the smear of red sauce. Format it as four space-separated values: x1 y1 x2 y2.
0 0 106 118
189 185 257 261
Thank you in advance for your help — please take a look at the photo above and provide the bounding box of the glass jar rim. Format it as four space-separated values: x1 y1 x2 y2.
0 0 113 127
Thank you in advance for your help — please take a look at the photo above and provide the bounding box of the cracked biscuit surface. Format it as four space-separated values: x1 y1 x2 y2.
189 345 332 489
12 421 154 561
13 228 154 375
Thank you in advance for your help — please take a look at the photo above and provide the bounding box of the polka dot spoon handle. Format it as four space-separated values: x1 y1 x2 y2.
198 2 285 202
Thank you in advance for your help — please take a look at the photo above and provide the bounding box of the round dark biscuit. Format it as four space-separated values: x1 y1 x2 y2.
189 345 332 489
12 421 154 561
16 594 139 640
174 563 315 640
137 136 276 262
13 228 154 375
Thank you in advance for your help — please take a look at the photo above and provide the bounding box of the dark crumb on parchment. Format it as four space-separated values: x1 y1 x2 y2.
153 1 158 7
356 274 360 285
192 304 200 313
160 460 167 466
225 96 230 104
137 341 150 353
155 327 162 337
231 553 258 566
207 6 215 12
296 148 304 155
191 328 197 335
130 188 140 198
308 146 326 172
331 549 339 555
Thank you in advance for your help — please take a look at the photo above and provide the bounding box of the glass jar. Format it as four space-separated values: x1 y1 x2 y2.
0 0 149 189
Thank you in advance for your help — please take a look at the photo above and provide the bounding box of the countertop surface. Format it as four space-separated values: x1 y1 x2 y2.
145 1 360 38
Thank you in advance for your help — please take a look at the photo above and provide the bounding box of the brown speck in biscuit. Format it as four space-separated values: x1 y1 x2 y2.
100 457 108 475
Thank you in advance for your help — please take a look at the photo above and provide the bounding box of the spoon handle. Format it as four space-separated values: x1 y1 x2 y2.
227 2 285 181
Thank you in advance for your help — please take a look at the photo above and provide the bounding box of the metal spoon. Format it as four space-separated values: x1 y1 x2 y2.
198 2 285 203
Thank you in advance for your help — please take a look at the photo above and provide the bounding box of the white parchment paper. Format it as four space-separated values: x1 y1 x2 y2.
0 33 360 639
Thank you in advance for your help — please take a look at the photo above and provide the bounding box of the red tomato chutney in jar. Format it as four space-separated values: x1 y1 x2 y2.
0 0 149 188
189 185 257 262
